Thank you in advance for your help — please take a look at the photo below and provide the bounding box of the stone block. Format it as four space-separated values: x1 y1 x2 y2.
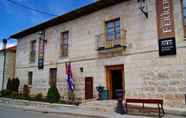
169 80 180 86
159 80 169 87
158 87 167 93
178 87 186 93
158 72 169 79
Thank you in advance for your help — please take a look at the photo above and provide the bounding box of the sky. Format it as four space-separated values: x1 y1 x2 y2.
0 0 95 49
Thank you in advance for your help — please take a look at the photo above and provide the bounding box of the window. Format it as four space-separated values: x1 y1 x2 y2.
30 40 36 63
49 68 57 87
182 0 186 37
105 18 121 40
28 72 33 85
60 31 69 57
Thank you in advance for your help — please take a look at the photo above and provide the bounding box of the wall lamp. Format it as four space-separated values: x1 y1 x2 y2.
137 0 148 18
80 67 84 73
38 30 47 43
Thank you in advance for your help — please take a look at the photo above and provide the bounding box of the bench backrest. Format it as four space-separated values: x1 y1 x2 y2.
126 99 163 104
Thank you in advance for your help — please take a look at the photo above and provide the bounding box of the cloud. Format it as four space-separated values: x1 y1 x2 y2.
0 42 2 50
7 40 17 48
0 41 16 50
7 43 16 48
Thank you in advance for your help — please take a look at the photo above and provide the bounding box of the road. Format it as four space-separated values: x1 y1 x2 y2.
0 104 185 118
0 105 100 118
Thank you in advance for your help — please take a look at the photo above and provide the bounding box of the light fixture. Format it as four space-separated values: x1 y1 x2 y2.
80 67 84 72
38 30 47 43
2 39 7 49
137 0 148 18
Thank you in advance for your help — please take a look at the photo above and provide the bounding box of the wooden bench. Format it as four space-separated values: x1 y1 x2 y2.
126 98 165 118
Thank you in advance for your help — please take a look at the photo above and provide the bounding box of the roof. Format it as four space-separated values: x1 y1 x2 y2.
0 46 16 53
10 0 126 39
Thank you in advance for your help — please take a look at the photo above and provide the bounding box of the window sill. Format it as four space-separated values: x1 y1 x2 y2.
29 62 36 65
57 57 70 64
59 56 69 60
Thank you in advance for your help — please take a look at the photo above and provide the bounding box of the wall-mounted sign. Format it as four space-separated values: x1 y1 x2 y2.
159 37 176 56
156 0 176 56
38 32 45 69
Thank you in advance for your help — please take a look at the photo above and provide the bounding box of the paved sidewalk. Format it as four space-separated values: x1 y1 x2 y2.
0 98 185 118
0 103 152 118
0 98 151 118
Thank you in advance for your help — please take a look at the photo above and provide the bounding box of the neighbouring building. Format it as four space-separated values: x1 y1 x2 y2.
0 46 16 90
10 0 186 109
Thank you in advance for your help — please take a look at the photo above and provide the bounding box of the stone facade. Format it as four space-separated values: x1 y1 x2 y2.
0 46 16 90
14 0 186 109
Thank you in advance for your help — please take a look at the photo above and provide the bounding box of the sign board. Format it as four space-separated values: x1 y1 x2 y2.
156 0 176 56
159 37 176 56
38 32 45 69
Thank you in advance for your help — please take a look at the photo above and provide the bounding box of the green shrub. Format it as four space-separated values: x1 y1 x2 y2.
12 78 20 92
6 79 13 91
10 91 18 99
6 78 20 93
47 87 60 103
34 93 43 101
0 89 11 97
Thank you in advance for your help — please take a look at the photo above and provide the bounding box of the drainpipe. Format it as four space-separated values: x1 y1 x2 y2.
2 39 7 91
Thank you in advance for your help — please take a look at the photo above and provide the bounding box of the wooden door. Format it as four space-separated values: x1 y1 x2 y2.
85 77 93 99
49 68 57 87
105 65 125 99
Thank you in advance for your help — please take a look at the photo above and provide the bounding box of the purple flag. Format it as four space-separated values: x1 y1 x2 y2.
65 63 74 92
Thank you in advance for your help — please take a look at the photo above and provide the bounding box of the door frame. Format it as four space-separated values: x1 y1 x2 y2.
105 64 125 99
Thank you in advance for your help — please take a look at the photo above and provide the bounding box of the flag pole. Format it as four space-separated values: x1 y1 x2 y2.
65 62 75 101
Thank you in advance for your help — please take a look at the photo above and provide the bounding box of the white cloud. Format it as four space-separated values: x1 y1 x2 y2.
0 41 16 50
0 42 2 50
7 43 16 48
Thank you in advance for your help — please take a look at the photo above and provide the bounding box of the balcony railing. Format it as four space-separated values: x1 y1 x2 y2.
29 51 36 63
96 29 127 51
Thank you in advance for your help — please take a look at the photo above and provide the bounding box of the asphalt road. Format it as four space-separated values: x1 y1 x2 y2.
0 104 185 118
0 105 99 118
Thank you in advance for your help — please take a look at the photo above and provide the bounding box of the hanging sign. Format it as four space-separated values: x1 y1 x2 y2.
156 0 176 56
38 32 45 69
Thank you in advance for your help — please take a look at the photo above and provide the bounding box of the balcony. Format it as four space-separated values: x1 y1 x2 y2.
96 29 127 52
29 51 36 63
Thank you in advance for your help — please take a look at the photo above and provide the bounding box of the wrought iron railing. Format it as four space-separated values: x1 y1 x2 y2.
29 51 36 63
96 29 127 51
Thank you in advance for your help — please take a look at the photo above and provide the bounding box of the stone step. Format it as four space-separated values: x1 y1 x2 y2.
81 100 117 105
80 100 118 112
81 105 115 112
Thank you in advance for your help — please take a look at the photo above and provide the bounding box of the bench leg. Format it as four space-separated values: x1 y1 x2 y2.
161 103 165 115
142 103 144 108
158 104 161 118
126 103 128 113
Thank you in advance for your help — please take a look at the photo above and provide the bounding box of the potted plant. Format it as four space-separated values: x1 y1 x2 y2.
96 85 104 100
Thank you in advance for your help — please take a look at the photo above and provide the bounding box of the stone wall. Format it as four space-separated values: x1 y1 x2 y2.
0 51 16 90
15 0 186 108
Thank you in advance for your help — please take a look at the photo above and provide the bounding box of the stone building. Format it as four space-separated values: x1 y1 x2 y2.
10 0 186 109
0 46 16 90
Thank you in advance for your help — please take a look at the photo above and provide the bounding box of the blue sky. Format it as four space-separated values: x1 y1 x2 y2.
0 0 95 49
